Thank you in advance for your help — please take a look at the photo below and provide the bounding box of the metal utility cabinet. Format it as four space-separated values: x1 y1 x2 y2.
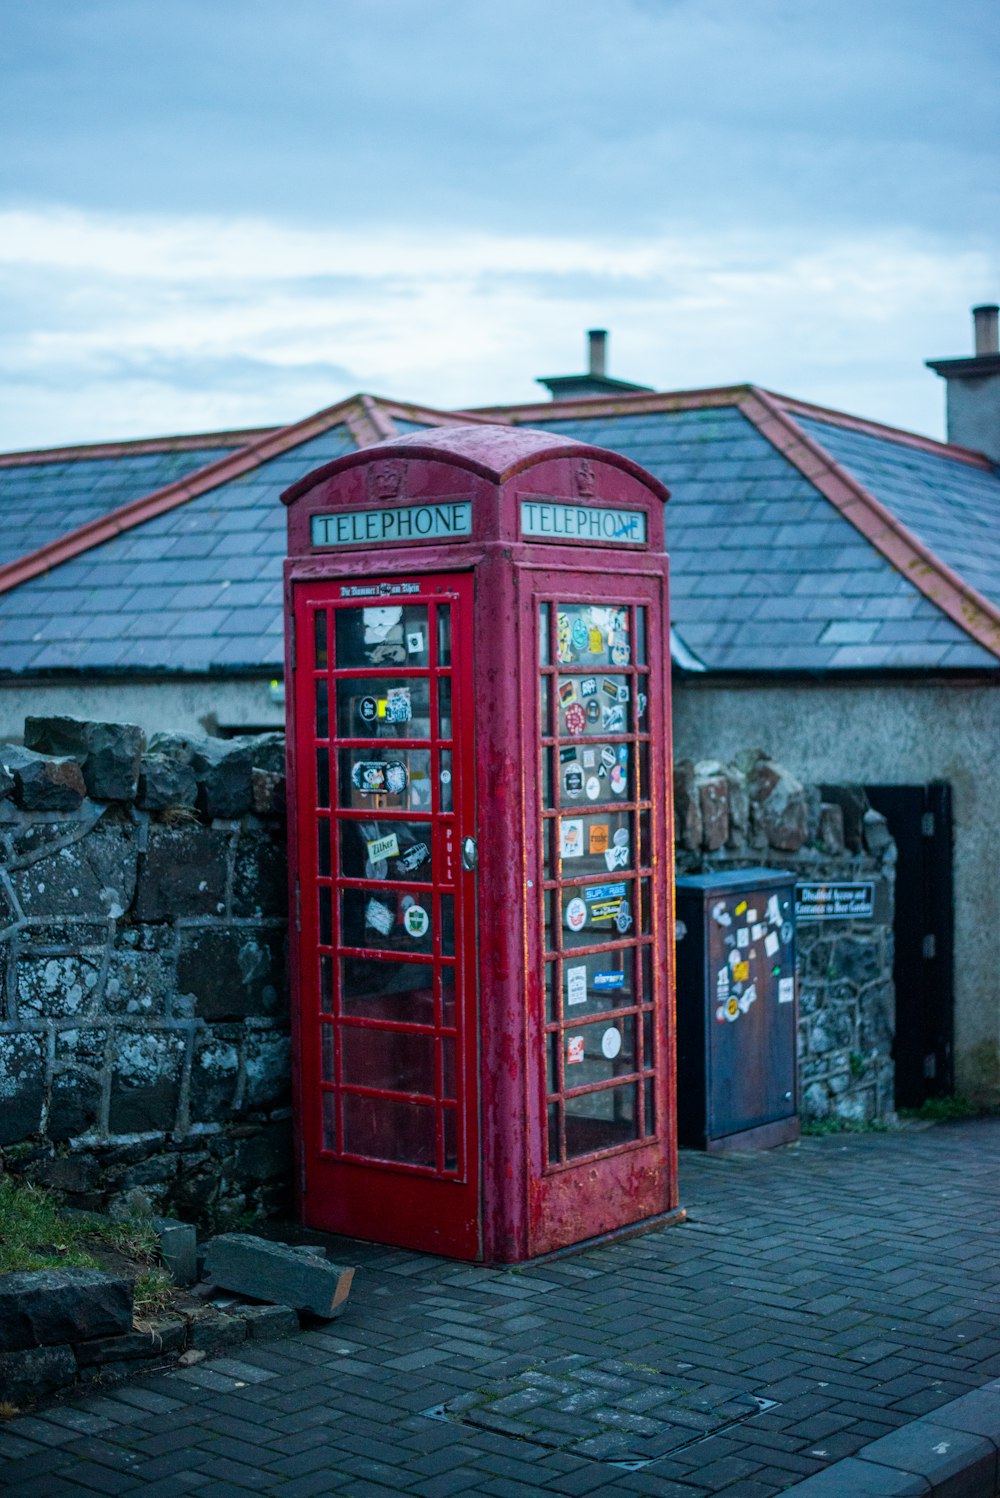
675 870 798 1152
282 425 680 1262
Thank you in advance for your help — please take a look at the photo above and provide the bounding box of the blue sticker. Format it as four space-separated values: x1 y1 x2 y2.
594 971 625 991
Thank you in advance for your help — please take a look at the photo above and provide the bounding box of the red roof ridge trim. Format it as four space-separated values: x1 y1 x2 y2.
0 395 378 598
771 393 994 471
742 388 1000 660
376 399 513 428
0 427 279 468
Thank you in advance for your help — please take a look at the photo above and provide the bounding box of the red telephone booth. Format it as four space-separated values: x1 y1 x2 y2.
282 426 679 1263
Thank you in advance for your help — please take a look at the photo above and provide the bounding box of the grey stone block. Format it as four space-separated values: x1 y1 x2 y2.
0 1343 77 1405
24 716 144 802
204 1233 355 1318
75 1319 186 1365
186 1308 248 1353
0 744 86 811
930 1382 1000 1450
155 1218 198 1286
859 1418 995 1498
777 1455 930 1494
134 824 228 919
0 1268 133 1353
242 1303 300 1340
0 1034 45 1144
138 754 198 811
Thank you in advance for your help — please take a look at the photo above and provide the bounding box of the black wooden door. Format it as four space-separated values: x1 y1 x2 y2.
865 783 954 1109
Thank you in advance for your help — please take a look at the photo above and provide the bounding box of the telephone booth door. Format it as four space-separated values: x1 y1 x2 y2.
523 579 673 1257
291 572 480 1259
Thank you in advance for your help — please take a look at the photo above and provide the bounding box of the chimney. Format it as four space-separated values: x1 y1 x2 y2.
926 303 1000 462
536 330 653 402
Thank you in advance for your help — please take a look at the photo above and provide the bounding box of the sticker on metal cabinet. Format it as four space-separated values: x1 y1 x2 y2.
565 897 587 932
566 965 588 1006
751 923 765 940
366 832 400 864
736 928 749 949
716 966 730 999
403 904 430 939
781 921 794 944
365 899 395 936
747 908 758 924
566 1035 585 1065
561 819 584 859
739 983 757 1013
764 930 779 957
725 997 740 1022
735 901 748 916
767 894 782 927
733 960 749 983
778 977 795 1004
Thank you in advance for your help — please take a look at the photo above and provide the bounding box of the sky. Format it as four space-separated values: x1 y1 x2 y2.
1 0 998 450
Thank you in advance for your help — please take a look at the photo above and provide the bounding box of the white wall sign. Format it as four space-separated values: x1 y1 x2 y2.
520 499 647 545
312 502 472 548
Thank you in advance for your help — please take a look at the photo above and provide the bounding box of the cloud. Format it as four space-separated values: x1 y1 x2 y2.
0 206 994 447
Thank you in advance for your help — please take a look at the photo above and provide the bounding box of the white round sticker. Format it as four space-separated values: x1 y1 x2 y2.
601 1027 622 1059
440 768 452 784
565 897 587 932
585 776 601 801
612 827 629 848
403 905 429 938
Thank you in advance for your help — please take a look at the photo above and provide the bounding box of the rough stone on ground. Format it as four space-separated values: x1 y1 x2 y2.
155 1218 198 1286
0 744 86 811
0 1344 77 1404
204 1233 355 1318
24 716 144 802
0 1268 133 1353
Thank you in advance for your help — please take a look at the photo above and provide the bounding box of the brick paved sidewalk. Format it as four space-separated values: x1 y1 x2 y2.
3 1118 1000 1498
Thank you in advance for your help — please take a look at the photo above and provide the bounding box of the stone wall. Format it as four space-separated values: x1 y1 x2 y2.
0 718 898 1229
674 752 897 1124
0 718 292 1225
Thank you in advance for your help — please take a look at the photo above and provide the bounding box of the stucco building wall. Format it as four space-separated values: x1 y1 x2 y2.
673 676 1000 1099
0 678 283 743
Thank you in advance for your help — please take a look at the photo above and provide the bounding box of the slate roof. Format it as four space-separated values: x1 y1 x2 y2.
0 442 240 568
1 385 998 679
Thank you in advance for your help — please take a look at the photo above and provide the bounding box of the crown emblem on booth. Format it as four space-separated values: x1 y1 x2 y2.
369 461 402 499
575 459 596 497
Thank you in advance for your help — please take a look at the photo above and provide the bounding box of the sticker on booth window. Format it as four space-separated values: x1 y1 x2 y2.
638 692 647 719
582 749 596 769
601 1027 622 1060
779 977 795 1004
571 617 589 652
352 761 409 795
605 844 629 872
403 904 430 939
586 700 601 723
601 678 618 700
589 824 609 855
564 767 583 799
580 677 597 698
560 746 577 763
603 705 626 732
600 745 616 769
565 897 587 932
358 696 379 723
567 1035 585 1064
385 687 412 723
365 899 395 936
610 764 627 795
566 965 587 1006
615 901 633 934
588 626 603 654
611 640 630 667
613 827 629 848
764 930 779 957
396 842 430 874
585 776 601 801
594 970 625 992
366 832 400 864
559 680 577 708
564 703 587 736
561 820 584 858
406 630 424 654
557 614 572 662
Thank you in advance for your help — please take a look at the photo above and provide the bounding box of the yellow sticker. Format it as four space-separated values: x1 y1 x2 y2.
376 699 387 718
588 626 603 653
589 824 609 854
733 961 749 983
726 997 739 1017
735 900 747 915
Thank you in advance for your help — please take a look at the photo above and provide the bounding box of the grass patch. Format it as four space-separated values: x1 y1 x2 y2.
899 1095 996 1123
0 1175 165 1284
800 1116 889 1137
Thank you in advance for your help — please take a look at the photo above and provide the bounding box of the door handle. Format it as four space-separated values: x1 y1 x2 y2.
461 837 478 871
